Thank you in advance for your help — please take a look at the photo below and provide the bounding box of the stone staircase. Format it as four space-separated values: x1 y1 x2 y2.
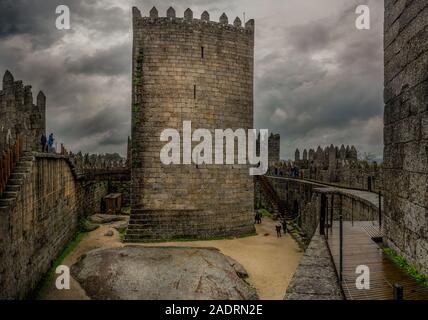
0 152 34 214
257 175 297 220
124 213 150 242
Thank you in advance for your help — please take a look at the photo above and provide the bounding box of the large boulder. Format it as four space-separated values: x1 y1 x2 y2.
71 246 258 300
89 214 127 224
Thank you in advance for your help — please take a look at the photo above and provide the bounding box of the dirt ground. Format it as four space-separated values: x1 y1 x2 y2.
41 217 302 300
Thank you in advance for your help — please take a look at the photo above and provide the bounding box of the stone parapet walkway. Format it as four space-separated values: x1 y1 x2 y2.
284 232 343 300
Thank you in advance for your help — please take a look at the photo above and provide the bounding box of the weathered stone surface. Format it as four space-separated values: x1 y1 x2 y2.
224 255 248 279
284 233 343 300
129 8 256 241
0 71 45 153
113 221 128 233
81 220 100 232
71 247 258 300
0 155 109 299
104 230 114 237
384 0 428 276
89 214 127 224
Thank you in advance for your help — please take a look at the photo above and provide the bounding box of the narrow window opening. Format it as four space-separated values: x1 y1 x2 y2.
201 46 204 59
194 85 196 99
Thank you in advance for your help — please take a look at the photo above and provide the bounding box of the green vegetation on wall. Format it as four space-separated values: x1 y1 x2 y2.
383 247 428 287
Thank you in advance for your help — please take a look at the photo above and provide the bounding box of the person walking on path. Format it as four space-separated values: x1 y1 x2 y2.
281 218 287 235
276 225 282 237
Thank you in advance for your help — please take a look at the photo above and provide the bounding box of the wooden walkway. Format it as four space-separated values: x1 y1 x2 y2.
327 221 428 300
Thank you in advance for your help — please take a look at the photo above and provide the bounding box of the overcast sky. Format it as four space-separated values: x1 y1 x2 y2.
0 0 384 159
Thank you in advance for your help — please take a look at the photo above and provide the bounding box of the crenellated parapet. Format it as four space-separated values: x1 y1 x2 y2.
270 144 382 192
69 151 127 173
0 70 46 153
294 144 359 167
132 6 254 35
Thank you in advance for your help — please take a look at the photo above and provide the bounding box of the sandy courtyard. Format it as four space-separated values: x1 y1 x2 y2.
41 217 302 300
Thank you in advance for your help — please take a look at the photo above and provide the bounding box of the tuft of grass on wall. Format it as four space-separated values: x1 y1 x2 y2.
383 247 428 287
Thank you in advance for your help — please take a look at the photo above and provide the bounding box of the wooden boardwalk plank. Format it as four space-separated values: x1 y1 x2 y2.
326 221 428 300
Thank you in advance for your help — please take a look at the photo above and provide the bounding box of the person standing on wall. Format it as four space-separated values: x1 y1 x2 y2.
48 133 54 153
40 134 47 153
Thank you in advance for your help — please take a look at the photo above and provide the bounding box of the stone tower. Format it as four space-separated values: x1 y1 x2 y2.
127 7 255 241
268 133 280 165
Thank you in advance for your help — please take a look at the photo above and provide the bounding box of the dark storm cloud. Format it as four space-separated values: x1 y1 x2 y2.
254 0 383 159
0 0 59 44
0 0 132 155
0 0 384 159
66 43 131 76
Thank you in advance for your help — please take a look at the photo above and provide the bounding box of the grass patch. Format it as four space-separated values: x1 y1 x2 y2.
119 227 127 242
258 208 273 218
79 217 99 232
121 206 131 215
32 231 87 299
383 247 428 287
287 222 309 250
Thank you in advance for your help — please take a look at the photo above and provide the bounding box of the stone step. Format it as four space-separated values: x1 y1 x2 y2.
7 179 22 186
5 185 20 192
0 206 8 214
10 173 26 180
19 158 34 163
1 191 17 199
123 234 153 242
16 161 33 168
0 198 15 207
125 229 149 235
128 219 152 224
127 224 149 230
14 167 30 173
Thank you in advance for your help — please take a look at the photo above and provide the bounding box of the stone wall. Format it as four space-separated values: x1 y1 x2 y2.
285 232 343 300
383 0 428 275
264 177 381 238
266 177 321 238
128 7 256 240
0 71 45 153
263 177 381 300
0 154 108 299
271 144 382 192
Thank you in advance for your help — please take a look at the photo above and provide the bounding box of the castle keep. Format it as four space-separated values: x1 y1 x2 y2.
127 7 256 240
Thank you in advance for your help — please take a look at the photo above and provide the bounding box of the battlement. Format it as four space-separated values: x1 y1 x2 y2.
0 70 46 152
132 6 254 34
69 151 127 172
295 144 358 162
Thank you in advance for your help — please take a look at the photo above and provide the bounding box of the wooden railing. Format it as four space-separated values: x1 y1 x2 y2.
0 135 24 197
